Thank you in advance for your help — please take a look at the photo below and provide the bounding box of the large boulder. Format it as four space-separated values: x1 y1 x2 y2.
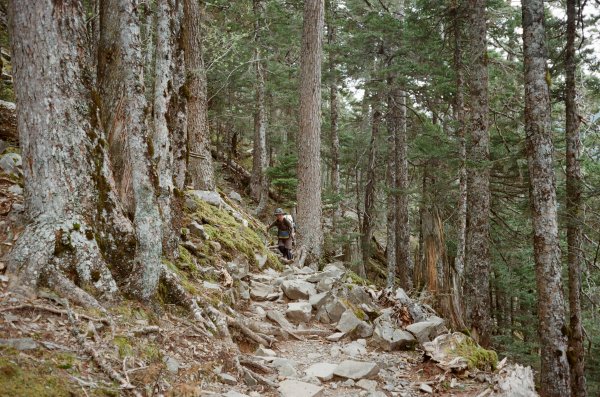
333 360 379 380
189 190 225 207
309 291 330 309
336 309 362 333
316 277 335 292
286 301 313 323
371 312 416 351
250 281 275 301
405 316 447 344
494 364 538 397
314 296 348 324
281 280 317 300
227 256 250 280
266 310 295 330
394 287 429 323
188 220 209 240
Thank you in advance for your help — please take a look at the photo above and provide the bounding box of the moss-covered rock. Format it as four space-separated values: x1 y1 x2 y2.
453 338 498 371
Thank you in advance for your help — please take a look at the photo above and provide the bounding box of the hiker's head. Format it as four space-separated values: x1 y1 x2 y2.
274 208 285 220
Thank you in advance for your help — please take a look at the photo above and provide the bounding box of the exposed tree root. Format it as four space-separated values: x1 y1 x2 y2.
65 303 141 396
160 264 214 335
0 303 110 324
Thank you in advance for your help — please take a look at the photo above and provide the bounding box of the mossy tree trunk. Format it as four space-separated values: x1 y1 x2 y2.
7 0 122 309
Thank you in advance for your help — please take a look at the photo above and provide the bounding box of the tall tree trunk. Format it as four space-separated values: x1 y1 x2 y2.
522 1 571 395
565 0 586 395
464 0 492 346
183 0 215 190
388 84 411 290
453 0 467 280
386 154 397 289
98 0 163 300
327 0 341 231
361 99 381 278
251 0 269 217
153 0 184 257
167 1 188 191
7 0 120 309
297 0 324 259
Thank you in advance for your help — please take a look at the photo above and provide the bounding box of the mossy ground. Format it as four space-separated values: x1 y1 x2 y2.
0 347 118 397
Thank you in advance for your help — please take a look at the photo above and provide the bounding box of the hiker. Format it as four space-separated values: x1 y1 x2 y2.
267 208 295 260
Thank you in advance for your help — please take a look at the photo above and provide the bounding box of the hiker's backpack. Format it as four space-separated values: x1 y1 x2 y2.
284 214 295 234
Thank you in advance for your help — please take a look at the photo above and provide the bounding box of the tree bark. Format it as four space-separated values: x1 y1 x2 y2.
565 0 586 395
361 98 381 278
251 0 269 217
464 0 492 347
7 0 119 308
297 0 324 259
183 0 215 190
327 0 341 231
98 0 163 300
522 0 571 395
153 0 184 257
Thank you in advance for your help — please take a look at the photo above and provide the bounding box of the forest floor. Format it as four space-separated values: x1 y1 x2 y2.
0 156 529 397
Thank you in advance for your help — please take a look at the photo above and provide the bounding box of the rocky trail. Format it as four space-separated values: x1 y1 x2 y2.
0 149 536 397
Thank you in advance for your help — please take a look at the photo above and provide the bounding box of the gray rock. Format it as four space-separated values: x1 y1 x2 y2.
255 346 277 357
326 332 346 342
270 357 299 378
255 253 268 268
342 340 367 357
278 379 324 397
336 309 361 333
316 277 335 292
223 392 251 397
189 190 224 207
372 313 417 351
309 291 330 309
315 297 348 324
164 356 179 374
0 338 38 350
218 372 237 385
341 379 356 387
281 280 317 300
422 332 471 371
494 364 538 397
202 281 221 290
185 196 199 212
347 286 373 307
351 321 373 339
250 281 275 301
368 392 387 397
405 316 447 344
237 281 250 300
188 220 208 239
7 184 22 195
0 152 22 177
227 256 250 280
357 379 378 391
209 241 222 252
267 309 295 330
305 363 338 381
419 383 433 394
286 301 313 323
334 360 379 380
229 190 243 203
295 266 316 275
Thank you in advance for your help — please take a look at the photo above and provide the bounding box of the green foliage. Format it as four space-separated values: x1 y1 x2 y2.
266 153 298 207
453 338 499 371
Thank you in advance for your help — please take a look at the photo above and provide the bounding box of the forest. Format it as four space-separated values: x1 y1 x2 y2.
0 0 599 396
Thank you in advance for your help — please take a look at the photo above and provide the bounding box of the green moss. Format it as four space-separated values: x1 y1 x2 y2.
0 356 76 396
347 270 368 286
72 223 81 231
453 338 498 371
54 353 76 370
142 343 162 363
113 336 133 359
